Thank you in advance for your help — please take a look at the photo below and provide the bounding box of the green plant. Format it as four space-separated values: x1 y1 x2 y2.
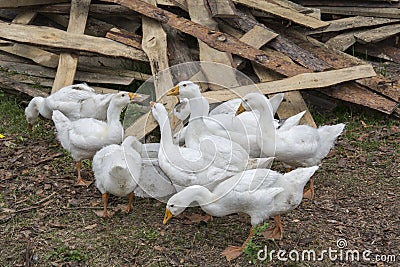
243 221 270 264
45 245 87 262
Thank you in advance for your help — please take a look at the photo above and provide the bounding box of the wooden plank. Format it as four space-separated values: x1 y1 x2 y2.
0 44 59 68
233 25 278 67
222 10 331 71
296 0 400 8
239 25 278 48
0 0 69 8
354 43 400 64
36 3 135 16
315 7 400 19
325 31 359 52
321 84 398 115
11 11 37 24
202 65 377 102
232 0 329 29
52 0 91 93
0 73 48 98
106 27 142 49
252 49 316 127
0 22 148 61
0 60 148 85
354 24 400 44
283 30 400 102
207 0 237 18
124 0 178 140
306 16 400 35
187 0 239 90
101 0 310 77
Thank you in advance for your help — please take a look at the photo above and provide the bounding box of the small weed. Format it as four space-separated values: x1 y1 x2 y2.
45 245 87 262
141 228 161 240
243 221 269 264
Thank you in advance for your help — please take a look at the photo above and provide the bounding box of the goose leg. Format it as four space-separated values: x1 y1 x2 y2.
303 178 314 200
125 192 134 213
101 193 110 218
75 161 92 186
222 227 254 261
262 215 283 240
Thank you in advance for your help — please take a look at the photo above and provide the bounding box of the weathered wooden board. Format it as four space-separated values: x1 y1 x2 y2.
252 49 316 127
354 24 400 44
12 10 37 24
202 65 376 102
354 43 400 63
207 0 236 18
306 16 400 35
0 60 146 85
284 30 400 102
315 7 400 19
0 0 69 8
187 0 238 90
36 3 135 16
52 0 91 93
0 73 48 98
0 44 59 68
232 0 329 29
325 31 359 51
124 0 178 140
296 0 400 8
233 24 278 67
0 22 148 61
101 0 310 77
321 84 398 115
222 10 331 71
106 27 142 49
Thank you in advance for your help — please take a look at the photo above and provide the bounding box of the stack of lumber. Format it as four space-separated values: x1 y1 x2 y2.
0 0 398 138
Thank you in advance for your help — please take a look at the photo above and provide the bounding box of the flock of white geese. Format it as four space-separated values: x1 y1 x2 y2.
25 81 345 260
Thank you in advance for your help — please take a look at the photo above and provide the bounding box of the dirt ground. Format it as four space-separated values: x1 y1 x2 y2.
0 97 399 267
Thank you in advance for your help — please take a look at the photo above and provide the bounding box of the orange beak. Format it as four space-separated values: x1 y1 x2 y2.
150 101 156 108
236 103 246 116
163 208 173 224
128 92 139 100
167 85 179 96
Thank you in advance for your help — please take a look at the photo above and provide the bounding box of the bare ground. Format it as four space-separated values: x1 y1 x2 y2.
0 99 399 267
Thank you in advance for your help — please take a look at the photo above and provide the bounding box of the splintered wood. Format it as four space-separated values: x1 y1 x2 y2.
0 0 399 139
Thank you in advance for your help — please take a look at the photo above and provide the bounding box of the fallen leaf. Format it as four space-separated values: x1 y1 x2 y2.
0 134 5 138
84 224 98 230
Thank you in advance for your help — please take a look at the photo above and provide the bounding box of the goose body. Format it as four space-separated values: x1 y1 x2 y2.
52 91 136 185
92 136 143 217
151 102 266 192
238 92 345 167
168 81 281 158
25 83 114 129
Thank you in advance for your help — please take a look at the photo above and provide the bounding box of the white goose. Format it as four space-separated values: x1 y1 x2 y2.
52 92 137 186
163 166 318 261
237 92 345 198
151 102 273 192
168 81 283 157
25 83 114 130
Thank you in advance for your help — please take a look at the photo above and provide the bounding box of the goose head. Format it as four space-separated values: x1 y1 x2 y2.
150 101 168 123
110 91 138 109
236 92 273 116
167 81 202 99
25 97 44 130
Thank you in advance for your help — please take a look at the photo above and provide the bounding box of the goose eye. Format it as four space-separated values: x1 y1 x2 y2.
170 204 174 208
183 84 187 87
121 94 125 97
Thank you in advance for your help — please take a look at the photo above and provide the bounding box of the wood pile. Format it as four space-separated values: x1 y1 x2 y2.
0 0 399 138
